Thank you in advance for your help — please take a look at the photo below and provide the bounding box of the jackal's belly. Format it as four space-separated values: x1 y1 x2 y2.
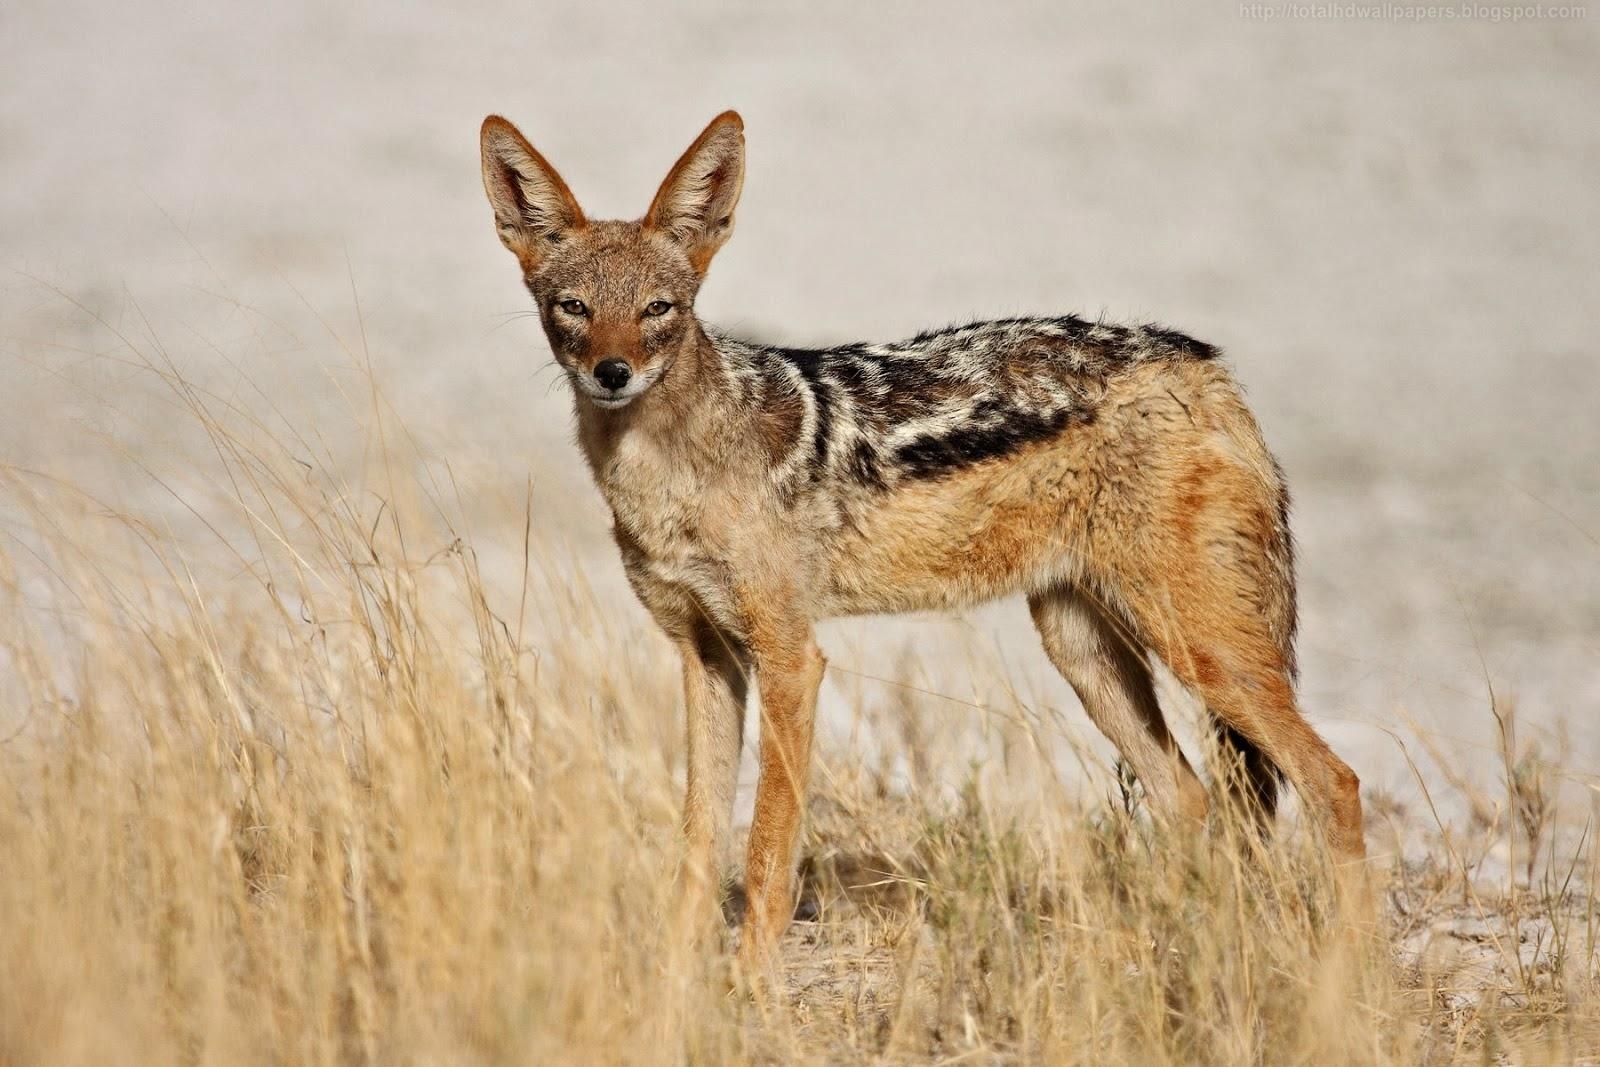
818 441 1094 617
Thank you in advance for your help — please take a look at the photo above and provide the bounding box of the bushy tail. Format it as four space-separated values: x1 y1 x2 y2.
1213 718 1281 825
1214 455 1297 828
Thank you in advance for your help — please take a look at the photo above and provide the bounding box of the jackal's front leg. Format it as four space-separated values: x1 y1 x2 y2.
675 624 750 934
738 620 824 972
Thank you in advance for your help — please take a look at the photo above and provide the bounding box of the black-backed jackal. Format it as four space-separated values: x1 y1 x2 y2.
479 110 1366 969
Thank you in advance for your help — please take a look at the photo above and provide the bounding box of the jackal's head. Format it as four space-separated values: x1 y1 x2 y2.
479 111 745 410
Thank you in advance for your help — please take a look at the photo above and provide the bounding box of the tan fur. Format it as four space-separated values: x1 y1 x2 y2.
479 112 1368 968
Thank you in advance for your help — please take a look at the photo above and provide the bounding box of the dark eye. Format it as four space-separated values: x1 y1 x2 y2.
557 298 588 317
643 300 673 317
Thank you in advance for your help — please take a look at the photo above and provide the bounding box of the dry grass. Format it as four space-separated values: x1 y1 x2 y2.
1 316 1596 1065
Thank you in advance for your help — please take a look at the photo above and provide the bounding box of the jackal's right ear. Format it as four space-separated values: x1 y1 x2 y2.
645 111 745 275
480 116 587 269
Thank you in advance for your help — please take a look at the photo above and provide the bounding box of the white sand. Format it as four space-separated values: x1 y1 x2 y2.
4 1 1597 822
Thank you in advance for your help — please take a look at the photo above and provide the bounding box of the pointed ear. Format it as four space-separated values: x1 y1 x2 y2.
644 111 745 275
480 115 586 269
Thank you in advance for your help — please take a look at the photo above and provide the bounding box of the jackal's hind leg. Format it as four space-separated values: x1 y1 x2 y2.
1126 566 1365 864
1029 586 1209 826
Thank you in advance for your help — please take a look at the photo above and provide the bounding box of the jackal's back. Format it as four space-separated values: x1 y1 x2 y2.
707 317 1291 636
712 315 1221 494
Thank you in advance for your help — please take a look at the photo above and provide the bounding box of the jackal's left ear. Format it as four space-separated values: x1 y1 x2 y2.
480 115 587 270
645 111 745 275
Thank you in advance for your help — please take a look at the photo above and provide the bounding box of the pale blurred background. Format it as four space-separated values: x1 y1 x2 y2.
3 1 1597 824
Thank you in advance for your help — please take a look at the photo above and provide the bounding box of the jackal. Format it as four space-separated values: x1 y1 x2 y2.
479 110 1366 965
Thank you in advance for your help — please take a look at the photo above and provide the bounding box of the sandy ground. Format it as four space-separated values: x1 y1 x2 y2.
4 1 1598 828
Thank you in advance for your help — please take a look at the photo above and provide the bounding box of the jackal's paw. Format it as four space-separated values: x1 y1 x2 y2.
732 929 783 997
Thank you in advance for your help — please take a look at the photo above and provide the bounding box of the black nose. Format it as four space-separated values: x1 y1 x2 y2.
593 359 632 392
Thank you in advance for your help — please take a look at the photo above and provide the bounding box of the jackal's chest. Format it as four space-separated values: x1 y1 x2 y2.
598 446 745 634
601 453 704 561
